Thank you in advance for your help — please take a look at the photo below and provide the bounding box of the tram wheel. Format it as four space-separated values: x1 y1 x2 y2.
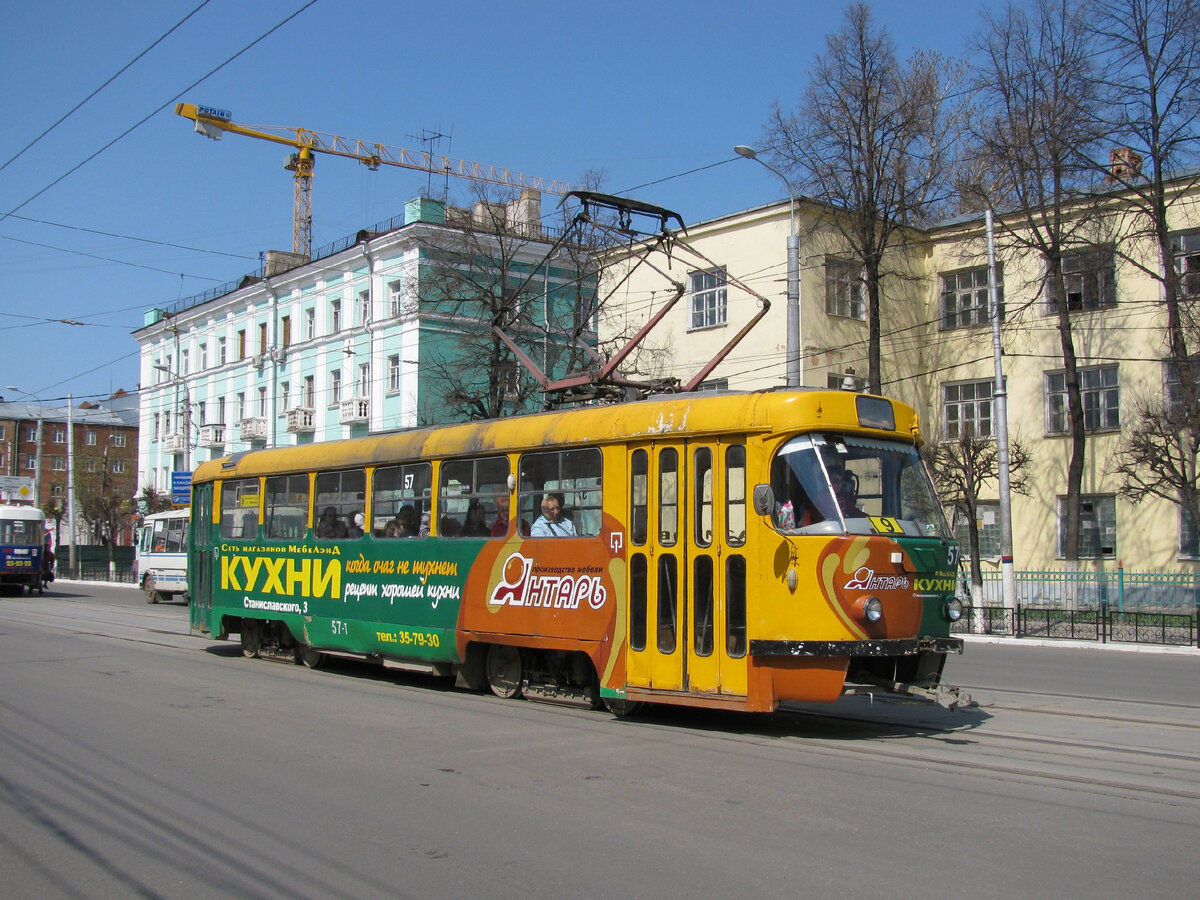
296 642 326 669
240 620 262 658
603 697 645 718
485 644 524 699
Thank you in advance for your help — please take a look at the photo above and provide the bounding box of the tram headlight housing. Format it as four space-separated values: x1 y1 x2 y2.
857 595 883 623
944 597 964 622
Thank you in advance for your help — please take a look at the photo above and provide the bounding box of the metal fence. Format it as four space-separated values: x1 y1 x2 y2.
955 570 1200 648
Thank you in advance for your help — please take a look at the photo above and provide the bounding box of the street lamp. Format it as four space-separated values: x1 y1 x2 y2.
153 364 191 472
5 386 44 505
735 145 801 388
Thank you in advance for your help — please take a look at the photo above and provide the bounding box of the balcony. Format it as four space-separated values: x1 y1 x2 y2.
238 417 268 442
198 424 226 448
286 407 315 434
160 432 186 454
339 397 369 425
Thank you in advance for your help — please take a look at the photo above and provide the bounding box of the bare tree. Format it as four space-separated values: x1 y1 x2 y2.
926 434 1031 608
411 186 605 423
969 0 1106 564
764 3 968 392
1087 0 1200 520
75 446 136 571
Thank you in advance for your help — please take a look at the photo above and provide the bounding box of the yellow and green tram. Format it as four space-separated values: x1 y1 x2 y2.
188 389 965 714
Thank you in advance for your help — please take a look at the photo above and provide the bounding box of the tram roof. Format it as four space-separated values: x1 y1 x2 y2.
193 389 920 482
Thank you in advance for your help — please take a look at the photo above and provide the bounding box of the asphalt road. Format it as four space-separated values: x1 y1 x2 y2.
1 582 1197 899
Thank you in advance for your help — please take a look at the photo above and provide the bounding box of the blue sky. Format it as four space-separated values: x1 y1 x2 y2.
0 0 994 403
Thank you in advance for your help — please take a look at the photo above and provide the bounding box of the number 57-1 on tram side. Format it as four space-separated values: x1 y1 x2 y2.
188 389 966 715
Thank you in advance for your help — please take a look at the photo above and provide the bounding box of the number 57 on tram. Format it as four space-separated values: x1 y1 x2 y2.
188 389 965 714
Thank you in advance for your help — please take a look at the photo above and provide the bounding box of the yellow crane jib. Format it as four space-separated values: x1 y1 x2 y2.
174 102 573 259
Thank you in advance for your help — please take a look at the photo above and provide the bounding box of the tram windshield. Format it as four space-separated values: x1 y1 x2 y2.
769 433 949 538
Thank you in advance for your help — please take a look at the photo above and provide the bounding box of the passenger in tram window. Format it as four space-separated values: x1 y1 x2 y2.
490 508 510 538
317 506 348 539
531 493 577 537
394 505 420 537
347 511 365 539
462 500 490 537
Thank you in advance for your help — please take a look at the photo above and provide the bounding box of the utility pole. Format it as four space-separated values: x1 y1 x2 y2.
987 209 1016 612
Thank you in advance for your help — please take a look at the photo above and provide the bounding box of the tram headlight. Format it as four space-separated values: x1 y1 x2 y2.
857 595 883 623
944 597 964 622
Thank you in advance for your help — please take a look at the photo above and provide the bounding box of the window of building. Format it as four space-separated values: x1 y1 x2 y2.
388 280 404 317
827 371 868 392
112 461 126 474
217 396 226 425
164 411 171 434
687 268 727 331
330 299 341 333
181 348 190 375
1058 494 1116 558
22 454 35 470
330 369 342 404
111 433 126 448
1171 229 1200 297
218 336 227 366
1046 366 1120 434
373 463 432 537
23 425 37 442
236 393 246 421
953 500 1002 559
51 483 63 497
518 447 603 538
197 401 206 426
279 383 290 413
943 379 994 439
51 455 66 471
257 322 268 356
1049 247 1116 313
281 315 291 348
387 355 400 393
825 257 865 319
1179 505 1200 559
358 289 370 324
940 266 997 330
304 307 315 340
52 427 66 444
199 343 208 370
153 412 161 441
237 329 246 360
303 376 314 408
257 386 268 417
85 430 97 446
695 378 729 392
356 363 369 397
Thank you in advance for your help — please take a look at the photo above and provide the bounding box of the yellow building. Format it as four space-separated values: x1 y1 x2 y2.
600 184 1200 575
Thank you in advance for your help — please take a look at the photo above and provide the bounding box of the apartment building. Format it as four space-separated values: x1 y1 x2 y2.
599 180 1200 573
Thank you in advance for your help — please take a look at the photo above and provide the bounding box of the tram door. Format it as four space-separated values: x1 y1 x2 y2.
626 441 747 697
188 482 214 634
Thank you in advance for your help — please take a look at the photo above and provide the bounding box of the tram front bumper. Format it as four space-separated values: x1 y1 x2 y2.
748 636 964 658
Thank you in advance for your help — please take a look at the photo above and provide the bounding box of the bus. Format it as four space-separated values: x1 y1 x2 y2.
188 389 965 714
0 505 47 595
135 508 189 603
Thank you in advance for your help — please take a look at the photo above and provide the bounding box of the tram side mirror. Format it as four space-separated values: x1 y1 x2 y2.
752 484 775 517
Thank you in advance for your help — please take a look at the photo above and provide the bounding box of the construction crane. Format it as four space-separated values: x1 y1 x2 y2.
175 102 574 259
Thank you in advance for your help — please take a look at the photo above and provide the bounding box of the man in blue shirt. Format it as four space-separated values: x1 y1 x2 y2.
530 493 577 537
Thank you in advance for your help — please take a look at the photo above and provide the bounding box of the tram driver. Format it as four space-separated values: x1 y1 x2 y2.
531 493 577 537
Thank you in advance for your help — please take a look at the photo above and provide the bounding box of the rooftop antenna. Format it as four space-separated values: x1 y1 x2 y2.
408 126 453 199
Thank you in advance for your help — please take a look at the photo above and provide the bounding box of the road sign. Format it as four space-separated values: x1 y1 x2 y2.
171 471 193 506
0 475 35 501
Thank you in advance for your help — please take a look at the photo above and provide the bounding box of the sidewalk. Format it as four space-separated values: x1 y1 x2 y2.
961 632 1200 656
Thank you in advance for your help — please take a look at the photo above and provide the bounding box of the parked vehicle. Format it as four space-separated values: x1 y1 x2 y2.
0 505 46 595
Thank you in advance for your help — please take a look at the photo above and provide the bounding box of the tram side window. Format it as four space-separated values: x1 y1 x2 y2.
630 553 648 651
659 448 678 546
726 555 747 658
219 478 260 539
726 444 746 547
693 556 714 657
154 517 188 552
631 449 648 546
373 462 432 537
438 457 509 538
657 554 678 653
694 447 713 547
518 447 602 538
314 469 366 539
264 474 310 539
